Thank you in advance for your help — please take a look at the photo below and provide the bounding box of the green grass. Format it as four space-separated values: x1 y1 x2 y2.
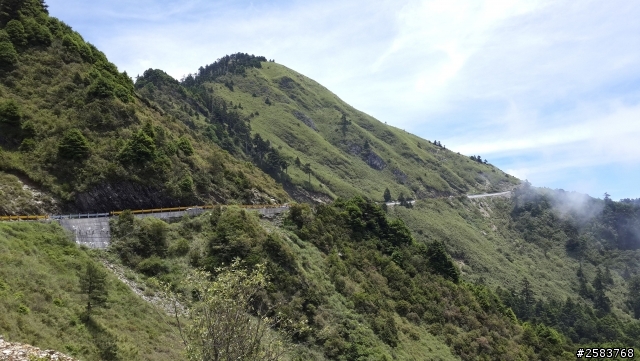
1 14 290 214
202 63 518 201
390 197 640 321
0 221 185 361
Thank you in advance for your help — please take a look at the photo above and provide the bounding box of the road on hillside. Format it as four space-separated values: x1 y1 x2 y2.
385 191 511 206
466 191 511 199
385 200 416 206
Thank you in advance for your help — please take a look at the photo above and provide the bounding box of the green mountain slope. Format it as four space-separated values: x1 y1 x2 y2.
0 3 288 215
2 2 640 360
140 54 518 203
107 199 574 360
0 221 185 361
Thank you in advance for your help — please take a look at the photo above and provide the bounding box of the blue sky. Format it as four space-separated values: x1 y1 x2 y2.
46 0 640 200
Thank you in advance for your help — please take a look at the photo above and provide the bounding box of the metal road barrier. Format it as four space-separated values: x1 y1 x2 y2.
1 203 290 222
0 215 49 221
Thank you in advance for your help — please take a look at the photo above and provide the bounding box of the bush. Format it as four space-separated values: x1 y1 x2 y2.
88 76 115 99
19 138 35 151
111 217 169 267
179 173 194 193
5 20 26 47
169 238 190 257
114 84 131 103
0 99 21 125
58 128 90 160
118 130 156 166
23 17 52 46
176 136 194 156
425 240 460 283
0 41 18 69
137 256 170 277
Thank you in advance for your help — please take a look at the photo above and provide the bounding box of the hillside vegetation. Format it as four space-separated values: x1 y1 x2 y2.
168 54 519 202
0 1 288 215
106 199 578 360
2 1 640 360
0 221 185 361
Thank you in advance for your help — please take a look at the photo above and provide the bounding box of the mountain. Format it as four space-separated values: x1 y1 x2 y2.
1 1 640 361
0 2 288 215
139 54 518 203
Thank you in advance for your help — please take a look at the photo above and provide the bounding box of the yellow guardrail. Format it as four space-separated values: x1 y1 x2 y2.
0 215 49 221
1 203 289 221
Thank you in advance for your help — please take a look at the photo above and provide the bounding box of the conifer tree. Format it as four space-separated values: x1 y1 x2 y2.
79 262 108 316
383 188 391 202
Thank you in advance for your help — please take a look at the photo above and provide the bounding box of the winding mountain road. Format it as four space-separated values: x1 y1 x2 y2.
385 191 512 206
466 191 511 199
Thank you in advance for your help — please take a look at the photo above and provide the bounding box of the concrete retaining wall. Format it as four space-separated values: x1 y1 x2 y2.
57 206 289 249
58 218 111 249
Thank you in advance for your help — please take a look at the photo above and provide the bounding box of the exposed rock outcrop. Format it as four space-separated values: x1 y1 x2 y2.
364 151 386 171
292 110 318 131
0 335 78 361
73 181 187 213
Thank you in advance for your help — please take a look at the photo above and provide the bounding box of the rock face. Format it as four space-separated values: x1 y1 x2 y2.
292 110 318 131
364 151 386 171
0 335 79 361
392 168 408 184
0 172 60 216
73 181 185 213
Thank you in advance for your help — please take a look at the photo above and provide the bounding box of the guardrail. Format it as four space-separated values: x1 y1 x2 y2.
0 203 290 221
0 215 49 221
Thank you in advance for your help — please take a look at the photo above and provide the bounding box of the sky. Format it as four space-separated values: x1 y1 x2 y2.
46 0 640 200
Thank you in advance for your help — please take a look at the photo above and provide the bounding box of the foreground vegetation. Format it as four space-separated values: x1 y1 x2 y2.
0 221 185 361
108 198 597 360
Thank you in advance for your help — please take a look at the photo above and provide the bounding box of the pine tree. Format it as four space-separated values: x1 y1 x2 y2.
79 262 108 316
593 268 611 313
519 278 536 320
303 163 312 185
58 128 90 160
383 188 391 202
628 276 640 319
398 192 406 207
425 240 459 283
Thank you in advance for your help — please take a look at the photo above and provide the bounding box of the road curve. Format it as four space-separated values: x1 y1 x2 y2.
466 191 511 199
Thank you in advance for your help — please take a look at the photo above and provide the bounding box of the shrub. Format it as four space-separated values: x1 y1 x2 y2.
137 256 170 277
88 76 115 99
179 173 194 193
114 84 131 103
5 19 26 47
169 238 190 257
19 138 35 152
0 41 18 68
425 240 460 283
17 304 30 314
118 130 156 166
23 17 51 46
58 128 90 160
0 99 21 125
111 217 169 266
176 136 194 156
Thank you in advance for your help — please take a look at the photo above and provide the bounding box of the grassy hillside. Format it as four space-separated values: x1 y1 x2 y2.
0 221 185 361
105 199 588 361
136 54 518 203
389 189 640 347
0 3 288 215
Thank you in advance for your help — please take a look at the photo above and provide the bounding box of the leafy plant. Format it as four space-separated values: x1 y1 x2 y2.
57 128 90 160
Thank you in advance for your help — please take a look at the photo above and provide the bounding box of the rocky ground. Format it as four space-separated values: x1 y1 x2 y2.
0 335 78 361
